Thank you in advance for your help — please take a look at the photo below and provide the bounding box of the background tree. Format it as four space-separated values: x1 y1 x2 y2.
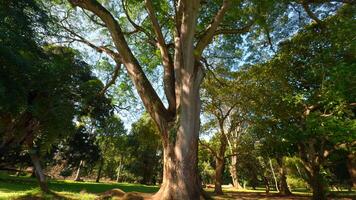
0 0 113 191
239 5 355 199
200 66 247 194
95 115 126 182
127 113 162 185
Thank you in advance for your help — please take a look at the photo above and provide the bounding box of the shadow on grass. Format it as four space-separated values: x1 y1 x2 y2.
0 173 158 199
48 180 159 194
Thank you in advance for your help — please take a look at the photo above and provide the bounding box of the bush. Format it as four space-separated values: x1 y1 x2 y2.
287 175 309 190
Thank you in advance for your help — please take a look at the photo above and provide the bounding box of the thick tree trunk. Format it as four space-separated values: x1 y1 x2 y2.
74 160 83 181
299 142 327 200
96 158 104 183
347 153 356 189
304 164 327 200
153 59 203 199
153 143 201 200
310 170 326 200
276 157 292 195
214 157 224 195
229 155 242 189
30 153 49 193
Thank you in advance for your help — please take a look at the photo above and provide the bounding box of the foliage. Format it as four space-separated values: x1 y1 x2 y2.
126 113 162 184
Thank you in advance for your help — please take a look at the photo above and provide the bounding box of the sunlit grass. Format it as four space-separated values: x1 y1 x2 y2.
0 173 158 199
0 173 355 199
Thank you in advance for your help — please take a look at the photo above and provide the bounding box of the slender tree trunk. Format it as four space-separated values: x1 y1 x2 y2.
74 160 83 181
30 153 49 192
116 157 122 182
347 153 356 189
263 176 270 194
229 155 242 189
96 158 104 183
276 157 292 195
269 158 279 192
214 157 224 195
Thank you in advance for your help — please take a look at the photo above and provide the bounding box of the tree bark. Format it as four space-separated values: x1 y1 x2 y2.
96 158 104 183
153 142 201 200
229 155 242 189
298 142 327 200
30 153 49 193
214 157 224 195
214 129 228 195
276 157 292 195
347 153 356 190
116 158 122 182
74 160 83 181
263 176 270 194
309 166 327 200
269 158 279 192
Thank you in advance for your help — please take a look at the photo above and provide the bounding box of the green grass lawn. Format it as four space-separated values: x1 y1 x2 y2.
0 173 355 200
0 173 158 200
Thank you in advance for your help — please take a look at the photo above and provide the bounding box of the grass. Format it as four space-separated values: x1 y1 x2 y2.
0 173 355 199
0 173 158 200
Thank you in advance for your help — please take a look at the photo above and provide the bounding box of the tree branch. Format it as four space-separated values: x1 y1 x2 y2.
68 0 172 135
195 0 232 57
98 63 121 96
214 20 254 36
121 0 156 43
145 0 176 113
199 139 218 158
301 2 322 24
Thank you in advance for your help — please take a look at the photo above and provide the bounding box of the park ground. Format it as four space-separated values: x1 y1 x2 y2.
0 173 355 200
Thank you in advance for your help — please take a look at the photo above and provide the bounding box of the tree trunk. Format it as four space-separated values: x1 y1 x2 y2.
310 170 326 200
229 155 242 189
269 158 279 192
299 142 327 200
116 157 122 182
347 153 356 190
30 153 49 193
74 160 83 181
214 157 224 195
153 43 204 199
263 176 270 194
153 143 201 200
276 157 292 195
96 158 104 183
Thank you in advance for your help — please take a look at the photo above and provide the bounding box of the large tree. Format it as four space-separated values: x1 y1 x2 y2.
200 67 246 194
239 5 355 199
55 0 347 198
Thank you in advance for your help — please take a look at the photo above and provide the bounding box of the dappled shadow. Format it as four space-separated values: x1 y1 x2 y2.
13 190 73 200
48 181 159 194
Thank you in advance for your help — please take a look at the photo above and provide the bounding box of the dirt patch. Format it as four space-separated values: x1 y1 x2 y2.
96 188 125 199
96 189 154 200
